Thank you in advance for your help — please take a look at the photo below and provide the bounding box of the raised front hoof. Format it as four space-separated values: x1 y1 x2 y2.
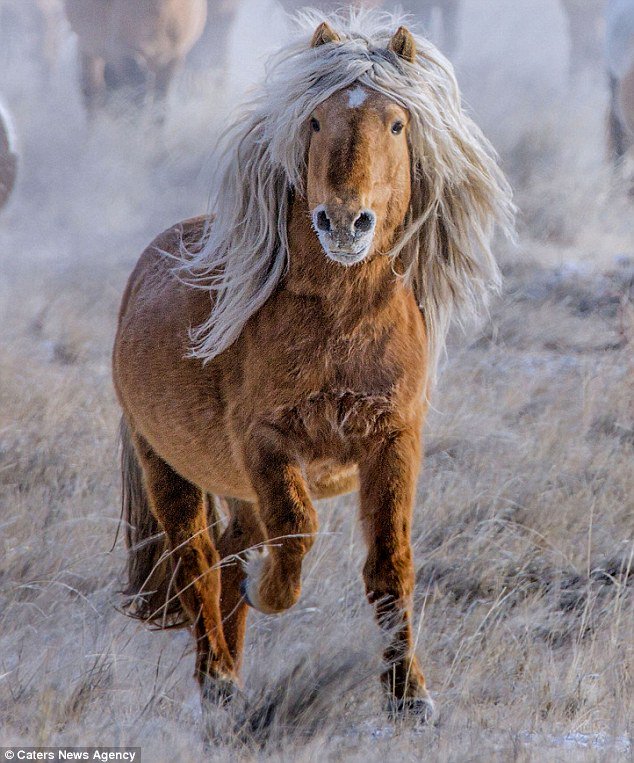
240 551 300 615
385 693 436 724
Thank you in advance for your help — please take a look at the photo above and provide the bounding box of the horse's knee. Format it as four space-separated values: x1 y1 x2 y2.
363 548 415 609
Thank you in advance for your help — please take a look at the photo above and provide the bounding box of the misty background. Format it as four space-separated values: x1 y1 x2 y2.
0 0 627 275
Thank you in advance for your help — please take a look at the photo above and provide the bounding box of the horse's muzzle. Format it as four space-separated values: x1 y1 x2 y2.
312 203 376 265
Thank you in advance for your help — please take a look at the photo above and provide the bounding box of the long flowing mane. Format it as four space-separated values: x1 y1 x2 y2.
176 10 514 378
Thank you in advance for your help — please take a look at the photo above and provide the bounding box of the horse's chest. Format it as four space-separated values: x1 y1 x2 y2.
244 296 421 455
270 388 395 456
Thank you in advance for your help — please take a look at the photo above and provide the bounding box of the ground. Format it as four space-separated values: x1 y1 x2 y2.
0 1 632 760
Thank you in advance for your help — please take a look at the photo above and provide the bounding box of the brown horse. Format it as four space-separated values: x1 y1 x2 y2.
187 0 238 75
64 0 207 116
35 0 65 78
606 0 634 162
113 13 513 716
0 102 17 211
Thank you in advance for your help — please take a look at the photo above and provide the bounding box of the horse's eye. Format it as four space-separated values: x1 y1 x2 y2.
310 117 321 132
391 120 404 135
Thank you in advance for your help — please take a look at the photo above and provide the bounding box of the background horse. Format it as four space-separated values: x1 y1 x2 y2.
414 0 461 57
113 14 512 715
0 102 17 211
63 0 207 116
606 0 634 162
560 0 606 79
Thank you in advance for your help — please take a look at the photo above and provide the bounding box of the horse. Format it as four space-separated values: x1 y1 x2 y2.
0 102 17 212
113 12 513 717
606 0 634 162
35 0 65 78
414 0 460 57
186 0 238 76
63 0 208 117
560 0 606 80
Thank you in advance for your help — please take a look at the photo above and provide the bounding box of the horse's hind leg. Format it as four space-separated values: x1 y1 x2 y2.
217 498 266 669
132 434 236 699
359 424 434 721
149 60 179 126
242 427 318 615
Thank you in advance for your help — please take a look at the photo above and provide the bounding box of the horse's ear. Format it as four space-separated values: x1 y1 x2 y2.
388 26 417 63
310 21 341 48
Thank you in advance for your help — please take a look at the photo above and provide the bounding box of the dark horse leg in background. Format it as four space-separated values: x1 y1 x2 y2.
79 52 107 118
408 0 460 58
151 59 181 125
440 0 460 58
80 53 150 119
188 2 238 81
608 73 627 163
104 57 150 109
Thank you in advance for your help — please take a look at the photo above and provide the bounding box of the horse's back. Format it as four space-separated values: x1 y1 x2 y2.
113 215 251 495
117 215 209 333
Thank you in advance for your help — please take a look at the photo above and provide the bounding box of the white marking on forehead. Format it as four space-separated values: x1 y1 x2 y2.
347 86 367 109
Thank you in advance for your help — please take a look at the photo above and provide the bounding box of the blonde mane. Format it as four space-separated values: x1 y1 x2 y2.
177 9 515 379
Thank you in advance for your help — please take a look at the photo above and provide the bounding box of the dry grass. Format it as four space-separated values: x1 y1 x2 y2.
1 1 633 759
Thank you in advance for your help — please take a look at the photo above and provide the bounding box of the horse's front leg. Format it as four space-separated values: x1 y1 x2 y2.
79 52 106 119
242 426 318 615
359 424 434 720
441 0 461 57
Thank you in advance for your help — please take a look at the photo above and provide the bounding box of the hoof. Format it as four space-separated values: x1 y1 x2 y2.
200 673 237 707
386 693 436 724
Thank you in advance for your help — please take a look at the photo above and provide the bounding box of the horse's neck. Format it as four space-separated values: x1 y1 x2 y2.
284 196 400 326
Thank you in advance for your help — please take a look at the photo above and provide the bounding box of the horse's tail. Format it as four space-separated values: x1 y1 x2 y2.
119 417 188 628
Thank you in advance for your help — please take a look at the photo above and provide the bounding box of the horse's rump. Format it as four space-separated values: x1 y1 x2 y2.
64 0 207 63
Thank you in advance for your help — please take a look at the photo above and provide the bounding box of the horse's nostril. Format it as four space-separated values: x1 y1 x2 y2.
316 210 331 232
354 211 375 233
